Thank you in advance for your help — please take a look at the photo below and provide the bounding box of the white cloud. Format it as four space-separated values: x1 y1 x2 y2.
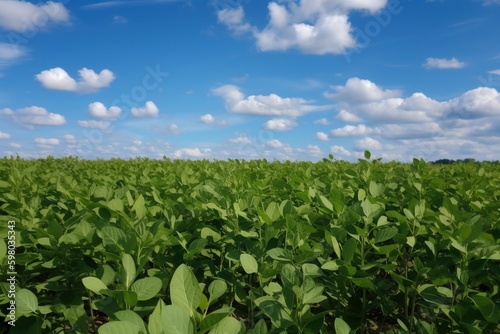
218 1 388 55
262 118 297 131
336 109 362 122
173 148 203 158
88 102 122 119
0 108 13 115
78 120 111 130
0 131 10 139
267 139 284 148
0 43 26 69
424 57 465 69
316 132 329 141
229 136 251 144
355 137 381 150
330 145 351 156
200 113 215 124
8 106 66 126
0 0 70 32
314 117 330 125
35 67 115 93
34 138 60 145
9 142 21 148
325 77 400 104
213 84 327 117
63 134 76 143
489 69 500 75
331 124 375 137
131 101 159 117
304 144 322 156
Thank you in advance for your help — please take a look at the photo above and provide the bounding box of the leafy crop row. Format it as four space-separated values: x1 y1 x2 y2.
1 154 499 333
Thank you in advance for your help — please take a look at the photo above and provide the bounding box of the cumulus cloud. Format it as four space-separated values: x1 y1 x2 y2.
0 131 11 139
213 84 327 117
200 113 215 124
88 102 122 119
63 134 76 143
131 101 159 117
0 0 70 32
78 120 111 130
173 148 203 158
488 69 500 75
331 124 375 137
267 139 284 148
314 117 330 125
229 136 251 144
325 77 400 104
424 57 465 69
34 138 60 145
336 109 362 122
356 137 381 150
262 118 297 131
35 67 115 93
6 106 66 126
217 1 388 55
330 145 351 156
316 132 329 141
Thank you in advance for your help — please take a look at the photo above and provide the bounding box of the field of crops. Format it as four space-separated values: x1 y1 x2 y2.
1 153 499 333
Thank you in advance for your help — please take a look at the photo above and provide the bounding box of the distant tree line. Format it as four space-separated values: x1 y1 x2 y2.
430 158 500 165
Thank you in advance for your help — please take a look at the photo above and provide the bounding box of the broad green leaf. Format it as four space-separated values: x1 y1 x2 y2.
82 277 108 295
0 238 6 262
209 316 243 334
101 225 127 248
342 238 357 263
265 202 281 222
470 295 500 323
161 305 195 334
208 280 228 302
107 198 124 212
334 318 351 334
351 277 376 291
240 253 258 274
131 277 162 301
122 254 136 290
115 310 147 333
98 321 144 334
170 264 202 315
267 248 292 262
375 226 398 244
132 194 147 219
199 307 234 333
318 195 333 212
148 299 166 334
16 289 38 316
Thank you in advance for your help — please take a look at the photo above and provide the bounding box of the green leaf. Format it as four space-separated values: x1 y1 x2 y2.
115 310 147 333
265 202 281 222
132 194 147 219
334 318 351 334
375 226 398 244
318 195 333 212
148 299 166 334
240 253 258 274
98 321 144 334
209 316 243 334
170 264 202 315
101 225 127 248
82 276 108 295
107 198 124 212
470 295 500 323
208 280 228 302
199 307 235 333
161 305 195 334
16 289 38 316
0 238 6 262
131 277 162 301
267 248 292 262
122 253 137 290
342 238 357 263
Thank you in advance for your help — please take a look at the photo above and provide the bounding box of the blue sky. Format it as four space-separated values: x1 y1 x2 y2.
1 0 500 161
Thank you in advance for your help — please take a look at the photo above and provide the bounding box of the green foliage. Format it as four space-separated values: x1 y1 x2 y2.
0 155 499 333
